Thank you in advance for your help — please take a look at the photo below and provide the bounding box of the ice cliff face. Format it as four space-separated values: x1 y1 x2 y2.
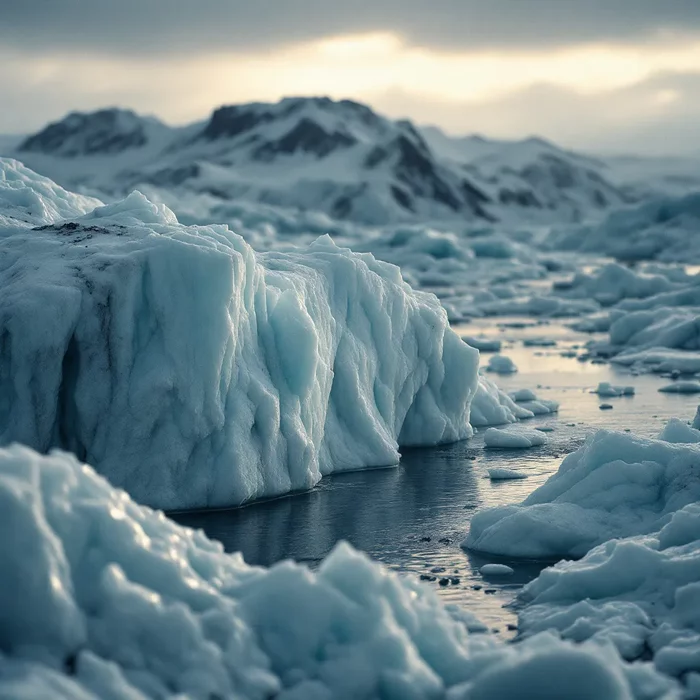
0 158 479 509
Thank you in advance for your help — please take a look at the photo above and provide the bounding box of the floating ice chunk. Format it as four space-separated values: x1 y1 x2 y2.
518 503 700 690
488 468 528 480
480 564 514 576
508 388 559 416
480 295 598 318
658 418 700 444
464 429 700 559
484 427 547 449
608 308 700 352
612 348 700 375
470 376 534 428
469 235 517 259
693 406 700 429
593 382 635 397
521 399 559 416
509 389 538 402
558 263 676 306
545 191 700 263
461 335 502 352
534 400 559 415
485 354 518 375
659 381 700 394
523 337 557 347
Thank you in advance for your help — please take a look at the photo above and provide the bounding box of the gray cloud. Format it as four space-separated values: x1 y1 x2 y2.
2 0 700 55
373 72 700 155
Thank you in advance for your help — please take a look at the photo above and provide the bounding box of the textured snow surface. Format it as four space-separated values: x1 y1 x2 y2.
0 444 678 700
518 503 700 690
0 158 102 227
0 159 479 509
464 429 700 559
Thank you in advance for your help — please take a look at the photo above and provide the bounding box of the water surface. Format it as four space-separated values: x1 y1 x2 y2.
174 322 700 635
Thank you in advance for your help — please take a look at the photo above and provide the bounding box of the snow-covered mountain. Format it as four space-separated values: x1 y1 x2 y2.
422 126 631 221
6 98 635 225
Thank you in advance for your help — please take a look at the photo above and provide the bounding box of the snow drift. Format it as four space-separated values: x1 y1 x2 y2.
0 444 678 700
0 158 479 510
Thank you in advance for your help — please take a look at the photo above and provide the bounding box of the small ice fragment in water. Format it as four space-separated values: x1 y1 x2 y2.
509 388 537 402
484 427 547 448
659 381 700 394
485 354 518 375
487 468 528 480
480 564 514 576
593 382 635 397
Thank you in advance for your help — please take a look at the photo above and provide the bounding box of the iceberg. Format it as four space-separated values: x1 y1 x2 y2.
0 158 479 510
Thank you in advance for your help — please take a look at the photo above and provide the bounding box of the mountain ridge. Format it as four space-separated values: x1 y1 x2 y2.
5 97 636 225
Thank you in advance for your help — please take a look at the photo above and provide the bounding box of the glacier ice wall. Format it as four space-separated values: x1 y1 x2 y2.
0 158 479 509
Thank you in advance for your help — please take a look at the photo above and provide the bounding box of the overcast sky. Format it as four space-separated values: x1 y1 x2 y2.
2 0 700 154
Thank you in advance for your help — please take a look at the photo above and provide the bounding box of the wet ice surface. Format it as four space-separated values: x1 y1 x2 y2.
174 319 700 638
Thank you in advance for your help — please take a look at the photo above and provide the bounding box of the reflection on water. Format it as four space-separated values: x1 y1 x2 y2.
175 439 554 633
174 321 700 635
